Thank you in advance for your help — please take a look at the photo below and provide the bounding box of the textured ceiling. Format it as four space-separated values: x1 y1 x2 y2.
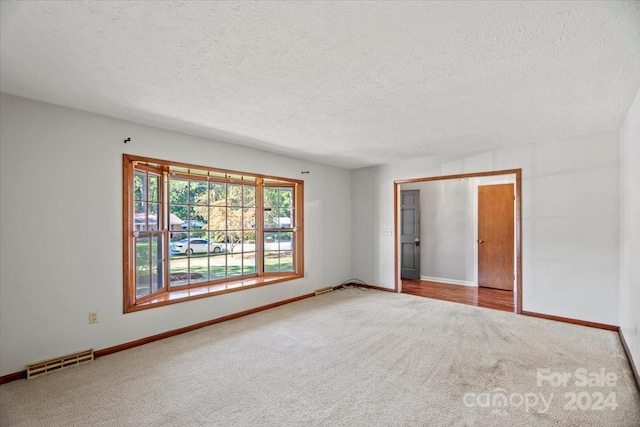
1 1 639 168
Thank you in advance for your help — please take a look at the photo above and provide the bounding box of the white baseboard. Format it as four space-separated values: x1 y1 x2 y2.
420 276 477 287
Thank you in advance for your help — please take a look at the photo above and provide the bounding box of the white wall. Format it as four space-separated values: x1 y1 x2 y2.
351 132 620 325
619 86 640 374
0 93 352 376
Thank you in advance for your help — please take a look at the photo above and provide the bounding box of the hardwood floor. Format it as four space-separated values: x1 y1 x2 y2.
401 279 515 312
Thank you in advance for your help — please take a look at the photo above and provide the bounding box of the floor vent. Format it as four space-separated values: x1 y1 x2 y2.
315 286 334 296
27 349 94 379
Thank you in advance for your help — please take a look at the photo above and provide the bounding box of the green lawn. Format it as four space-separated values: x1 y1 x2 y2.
167 253 293 286
136 244 294 294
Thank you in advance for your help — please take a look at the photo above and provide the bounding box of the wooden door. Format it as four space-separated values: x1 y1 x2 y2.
400 190 420 280
478 184 514 290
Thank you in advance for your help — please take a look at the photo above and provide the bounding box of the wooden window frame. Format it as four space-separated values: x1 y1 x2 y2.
263 184 298 275
131 166 168 301
123 154 304 313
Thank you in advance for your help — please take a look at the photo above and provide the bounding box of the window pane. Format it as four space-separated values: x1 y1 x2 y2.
134 171 146 201
190 180 208 205
168 208 183 240
134 202 147 231
279 251 294 272
170 204 188 232
209 206 226 231
243 208 256 230
264 251 280 272
279 232 293 251
279 188 293 216
226 254 243 277
264 187 279 209
264 208 279 229
279 188 293 228
228 184 242 206
189 256 209 285
264 232 278 251
151 234 163 264
135 236 151 297
241 232 256 253
148 202 160 230
243 185 255 207
209 254 226 280
227 208 242 230
243 252 256 275
151 262 164 293
136 269 151 297
136 236 150 266
189 206 207 235
169 178 189 206
148 174 159 202
209 182 226 204
229 230 248 253
169 257 189 287
264 251 294 273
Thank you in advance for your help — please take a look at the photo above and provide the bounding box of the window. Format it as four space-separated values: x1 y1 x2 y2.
264 186 295 273
133 167 165 298
123 155 304 312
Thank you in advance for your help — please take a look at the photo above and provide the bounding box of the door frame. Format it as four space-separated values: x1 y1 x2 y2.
393 168 522 314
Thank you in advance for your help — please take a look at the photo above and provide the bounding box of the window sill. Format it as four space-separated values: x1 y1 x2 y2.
126 274 303 312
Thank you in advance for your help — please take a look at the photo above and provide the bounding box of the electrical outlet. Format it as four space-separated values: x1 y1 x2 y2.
89 311 98 324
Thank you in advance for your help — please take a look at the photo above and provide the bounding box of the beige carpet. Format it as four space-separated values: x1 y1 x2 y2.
1 288 639 426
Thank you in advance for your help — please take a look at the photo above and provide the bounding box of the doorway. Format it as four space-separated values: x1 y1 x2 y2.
394 169 522 313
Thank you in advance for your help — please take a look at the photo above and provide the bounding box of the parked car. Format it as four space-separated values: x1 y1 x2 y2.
170 238 224 255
